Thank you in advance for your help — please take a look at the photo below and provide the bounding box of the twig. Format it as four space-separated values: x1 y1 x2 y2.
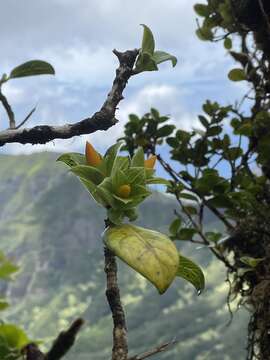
128 339 178 360
15 106 36 129
0 89 15 128
0 49 139 147
258 0 270 36
104 247 128 360
22 318 84 360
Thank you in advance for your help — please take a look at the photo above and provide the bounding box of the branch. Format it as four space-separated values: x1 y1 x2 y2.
257 0 270 36
15 106 36 129
22 318 84 360
104 246 128 360
128 339 178 360
0 89 15 129
0 49 139 147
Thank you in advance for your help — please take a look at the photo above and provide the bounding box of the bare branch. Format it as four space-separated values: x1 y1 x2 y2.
128 339 178 360
0 88 16 129
22 318 84 360
0 49 139 147
257 0 270 36
104 247 128 360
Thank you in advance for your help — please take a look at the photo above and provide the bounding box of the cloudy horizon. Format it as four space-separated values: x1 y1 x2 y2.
0 0 245 155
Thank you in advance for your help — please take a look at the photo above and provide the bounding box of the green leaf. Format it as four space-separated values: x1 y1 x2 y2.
178 192 198 202
177 228 197 240
135 52 158 73
79 178 105 206
194 4 210 17
104 142 124 176
198 115 209 128
10 60 55 79
57 153 86 167
196 27 213 41
103 224 179 294
177 254 205 292
126 167 145 185
224 37 232 50
169 218 182 237
140 24 155 55
0 324 30 360
146 177 171 185
0 261 19 280
125 208 138 221
131 147 145 167
107 209 124 225
70 165 104 185
207 126 222 136
228 68 246 82
152 51 177 67
240 256 265 268
156 125 175 138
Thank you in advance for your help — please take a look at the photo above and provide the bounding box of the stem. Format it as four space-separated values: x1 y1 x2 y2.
0 87 15 129
104 247 128 360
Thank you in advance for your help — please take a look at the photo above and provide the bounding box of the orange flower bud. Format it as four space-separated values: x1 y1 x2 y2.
85 141 102 166
117 184 131 198
144 155 157 169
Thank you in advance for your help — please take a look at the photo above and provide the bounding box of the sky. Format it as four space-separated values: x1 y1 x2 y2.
0 0 246 156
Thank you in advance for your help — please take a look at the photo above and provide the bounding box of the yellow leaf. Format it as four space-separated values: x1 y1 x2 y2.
85 141 102 167
144 155 157 169
103 224 179 294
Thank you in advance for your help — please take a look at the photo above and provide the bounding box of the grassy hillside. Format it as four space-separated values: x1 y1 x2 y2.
0 153 248 359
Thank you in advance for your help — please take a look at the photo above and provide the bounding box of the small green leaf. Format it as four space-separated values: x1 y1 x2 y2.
177 228 197 240
177 254 205 292
103 224 179 294
224 37 232 50
107 208 124 225
0 261 19 280
57 153 86 167
194 4 210 17
240 256 265 268
146 177 170 185
0 324 30 360
169 218 182 237
135 52 158 73
156 125 175 137
70 165 104 185
152 51 177 67
104 142 124 176
196 27 213 41
131 147 145 167
228 68 247 82
140 24 155 55
10 60 55 79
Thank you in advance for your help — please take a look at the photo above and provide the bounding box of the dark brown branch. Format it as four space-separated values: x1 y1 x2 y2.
257 0 270 36
104 246 128 360
22 318 84 360
0 49 139 147
0 89 15 129
128 339 178 360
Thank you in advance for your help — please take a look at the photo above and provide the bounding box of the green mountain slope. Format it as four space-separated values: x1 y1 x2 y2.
0 153 248 359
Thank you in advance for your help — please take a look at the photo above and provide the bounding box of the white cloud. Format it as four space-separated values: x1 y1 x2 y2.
0 0 248 155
